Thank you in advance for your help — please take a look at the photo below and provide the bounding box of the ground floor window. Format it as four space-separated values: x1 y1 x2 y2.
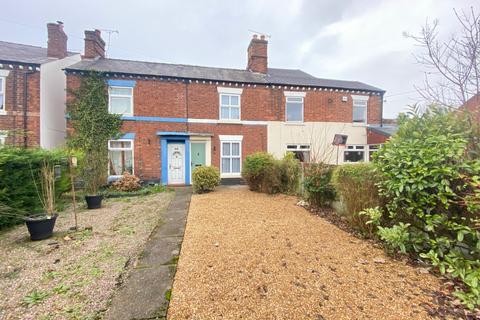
344 144 382 163
286 144 310 162
344 145 365 162
108 139 134 176
368 144 381 161
221 141 241 175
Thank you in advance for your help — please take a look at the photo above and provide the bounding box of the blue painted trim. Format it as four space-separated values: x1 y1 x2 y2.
157 131 190 136
161 138 168 185
120 132 135 140
107 79 136 87
160 132 191 185
122 116 187 123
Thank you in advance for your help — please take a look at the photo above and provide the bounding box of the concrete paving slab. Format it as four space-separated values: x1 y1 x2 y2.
105 187 191 320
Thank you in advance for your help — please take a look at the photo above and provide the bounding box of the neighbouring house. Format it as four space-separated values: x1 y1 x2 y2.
463 93 480 124
0 22 81 148
66 32 387 185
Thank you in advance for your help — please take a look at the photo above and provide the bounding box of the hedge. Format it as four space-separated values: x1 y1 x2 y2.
0 147 70 229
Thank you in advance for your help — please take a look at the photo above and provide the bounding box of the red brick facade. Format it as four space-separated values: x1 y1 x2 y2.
66 74 382 181
0 66 41 147
463 94 480 124
367 129 389 144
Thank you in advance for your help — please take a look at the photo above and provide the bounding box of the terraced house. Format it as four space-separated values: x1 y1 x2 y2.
0 22 80 148
66 30 388 185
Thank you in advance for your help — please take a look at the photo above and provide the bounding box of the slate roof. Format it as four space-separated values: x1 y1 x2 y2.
368 125 398 137
66 58 384 92
0 41 77 65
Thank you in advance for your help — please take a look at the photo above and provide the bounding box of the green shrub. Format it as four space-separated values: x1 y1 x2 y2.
0 147 70 229
279 152 301 195
332 163 381 236
304 163 336 207
242 152 276 192
242 152 301 195
192 166 221 193
374 107 480 309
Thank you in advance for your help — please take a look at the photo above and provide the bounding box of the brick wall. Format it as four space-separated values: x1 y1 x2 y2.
367 129 389 144
0 66 41 147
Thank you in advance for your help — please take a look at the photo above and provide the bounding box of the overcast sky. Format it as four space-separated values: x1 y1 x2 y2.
1 0 478 118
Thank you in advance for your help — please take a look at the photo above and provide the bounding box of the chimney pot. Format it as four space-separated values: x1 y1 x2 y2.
253 34 258 39
260 34 265 40
47 22 68 59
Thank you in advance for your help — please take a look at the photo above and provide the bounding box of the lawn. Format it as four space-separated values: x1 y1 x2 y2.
0 190 173 320
168 186 444 320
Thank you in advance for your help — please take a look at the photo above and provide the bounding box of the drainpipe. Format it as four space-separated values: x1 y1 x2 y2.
380 92 384 127
23 70 35 148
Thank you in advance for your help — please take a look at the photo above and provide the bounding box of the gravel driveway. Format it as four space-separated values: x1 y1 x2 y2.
168 186 443 320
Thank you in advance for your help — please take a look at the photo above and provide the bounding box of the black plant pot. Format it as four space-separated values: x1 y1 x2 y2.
85 195 103 209
25 214 58 241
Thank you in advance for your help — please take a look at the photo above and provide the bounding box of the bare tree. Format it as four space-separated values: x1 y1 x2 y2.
405 7 480 108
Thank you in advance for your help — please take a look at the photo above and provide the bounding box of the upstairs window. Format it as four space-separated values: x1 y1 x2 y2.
108 140 134 176
218 87 242 121
352 95 368 124
220 94 240 120
0 76 5 113
109 86 133 116
344 145 365 162
285 92 306 123
286 144 310 162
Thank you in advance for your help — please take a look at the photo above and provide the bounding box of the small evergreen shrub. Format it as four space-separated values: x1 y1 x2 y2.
304 163 336 207
192 166 220 193
332 163 381 236
112 172 142 192
242 152 276 192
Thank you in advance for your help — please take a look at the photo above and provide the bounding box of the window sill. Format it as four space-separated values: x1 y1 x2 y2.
221 173 242 178
352 122 367 127
0 111 7 116
284 122 305 126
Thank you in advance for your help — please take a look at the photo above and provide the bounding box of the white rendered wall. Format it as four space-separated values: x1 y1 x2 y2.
267 121 368 164
40 54 81 149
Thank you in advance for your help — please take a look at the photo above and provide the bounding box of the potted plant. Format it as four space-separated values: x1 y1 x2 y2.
25 160 58 240
83 149 105 209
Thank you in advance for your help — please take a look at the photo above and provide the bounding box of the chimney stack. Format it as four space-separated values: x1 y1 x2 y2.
47 22 68 59
247 34 268 74
84 29 105 59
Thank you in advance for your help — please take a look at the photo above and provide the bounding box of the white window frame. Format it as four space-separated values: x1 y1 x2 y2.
108 86 134 116
352 95 368 125
343 145 366 163
286 144 311 162
219 135 243 178
0 69 10 115
368 144 381 161
217 87 242 122
284 91 306 123
108 139 135 177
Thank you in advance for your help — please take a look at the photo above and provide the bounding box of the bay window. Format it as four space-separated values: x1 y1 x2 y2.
286 144 310 162
344 145 365 162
